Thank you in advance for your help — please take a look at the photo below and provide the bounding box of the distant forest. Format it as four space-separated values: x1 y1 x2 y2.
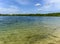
0 13 60 16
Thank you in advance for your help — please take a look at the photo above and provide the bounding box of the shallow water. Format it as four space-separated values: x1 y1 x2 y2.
0 16 60 44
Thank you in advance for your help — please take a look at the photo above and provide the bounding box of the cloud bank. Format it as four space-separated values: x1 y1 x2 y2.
36 0 60 13
0 0 60 14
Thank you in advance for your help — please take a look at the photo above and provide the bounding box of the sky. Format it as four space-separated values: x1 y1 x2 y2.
0 0 60 14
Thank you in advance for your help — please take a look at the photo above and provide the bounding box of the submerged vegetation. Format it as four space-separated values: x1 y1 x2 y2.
0 13 60 16
0 25 60 44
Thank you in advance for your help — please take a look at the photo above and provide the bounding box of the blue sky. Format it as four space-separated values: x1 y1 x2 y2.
0 0 60 14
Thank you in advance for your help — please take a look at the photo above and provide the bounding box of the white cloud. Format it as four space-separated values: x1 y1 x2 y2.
35 3 41 6
0 1 21 14
36 0 60 13
0 5 21 14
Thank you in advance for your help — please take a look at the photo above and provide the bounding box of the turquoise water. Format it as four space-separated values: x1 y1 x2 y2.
0 16 59 32
0 16 60 44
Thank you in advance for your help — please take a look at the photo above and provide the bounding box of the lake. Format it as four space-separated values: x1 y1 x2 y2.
0 16 60 27
0 16 60 44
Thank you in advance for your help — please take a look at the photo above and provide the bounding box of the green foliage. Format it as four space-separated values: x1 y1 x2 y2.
0 13 60 16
